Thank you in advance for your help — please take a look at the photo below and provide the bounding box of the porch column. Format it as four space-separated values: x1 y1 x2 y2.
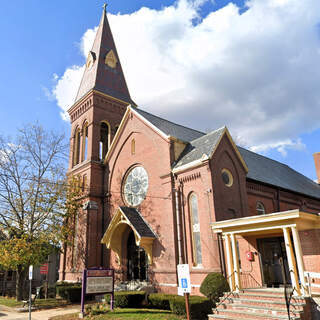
224 234 235 291
230 233 241 292
291 226 307 295
283 227 301 296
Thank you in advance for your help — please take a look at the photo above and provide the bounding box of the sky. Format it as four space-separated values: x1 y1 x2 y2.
0 0 320 181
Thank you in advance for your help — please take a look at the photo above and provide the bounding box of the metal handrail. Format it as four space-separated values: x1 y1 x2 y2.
284 284 295 320
213 272 236 312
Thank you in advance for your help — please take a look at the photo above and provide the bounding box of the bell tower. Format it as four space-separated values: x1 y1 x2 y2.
59 4 134 281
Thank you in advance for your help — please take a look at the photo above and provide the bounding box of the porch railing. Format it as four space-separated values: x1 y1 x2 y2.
304 271 320 297
240 271 262 288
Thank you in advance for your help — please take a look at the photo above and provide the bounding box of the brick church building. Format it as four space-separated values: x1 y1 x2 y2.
59 6 320 298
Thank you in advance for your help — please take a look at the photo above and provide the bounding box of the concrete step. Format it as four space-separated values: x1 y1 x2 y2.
221 296 305 311
219 302 303 317
233 292 305 303
213 308 301 320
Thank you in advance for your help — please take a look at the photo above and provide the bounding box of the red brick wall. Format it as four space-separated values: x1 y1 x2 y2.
211 135 248 221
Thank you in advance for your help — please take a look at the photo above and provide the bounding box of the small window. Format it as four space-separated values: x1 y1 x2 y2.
82 123 88 161
131 139 135 155
256 201 265 215
99 122 110 160
221 169 233 187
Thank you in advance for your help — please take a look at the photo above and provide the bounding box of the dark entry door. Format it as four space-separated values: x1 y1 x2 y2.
127 231 147 281
257 237 290 287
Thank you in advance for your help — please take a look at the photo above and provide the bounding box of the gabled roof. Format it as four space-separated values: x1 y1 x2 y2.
133 107 204 142
119 207 156 238
173 127 225 168
238 147 320 200
74 7 133 105
131 107 320 200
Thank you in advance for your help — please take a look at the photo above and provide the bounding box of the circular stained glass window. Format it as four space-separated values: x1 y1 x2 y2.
123 166 149 206
221 169 233 187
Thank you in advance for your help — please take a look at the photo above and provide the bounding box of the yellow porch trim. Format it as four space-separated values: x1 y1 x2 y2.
211 209 320 235
101 207 155 264
211 209 320 296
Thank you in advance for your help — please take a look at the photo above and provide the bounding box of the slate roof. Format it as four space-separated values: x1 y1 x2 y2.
134 108 320 200
74 8 133 105
133 108 204 142
120 207 156 238
173 127 225 168
238 147 320 200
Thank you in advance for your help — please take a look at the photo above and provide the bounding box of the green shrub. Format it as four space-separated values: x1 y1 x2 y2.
200 272 229 302
148 293 176 310
104 291 146 308
56 284 82 302
169 295 213 320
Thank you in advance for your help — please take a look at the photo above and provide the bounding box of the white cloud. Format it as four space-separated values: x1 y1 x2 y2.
50 0 320 155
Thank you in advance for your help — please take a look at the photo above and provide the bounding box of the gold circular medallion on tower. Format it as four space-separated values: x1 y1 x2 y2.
221 168 233 187
123 166 149 206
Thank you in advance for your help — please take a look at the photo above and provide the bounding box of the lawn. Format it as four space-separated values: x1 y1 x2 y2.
0 297 70 309
49 308 185 320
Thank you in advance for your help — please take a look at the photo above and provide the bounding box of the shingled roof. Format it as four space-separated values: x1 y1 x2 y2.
74 7 134 105
173 127 225 168
134 107 320 200
133 108 204 142
120 207 156 238
238 147 320 200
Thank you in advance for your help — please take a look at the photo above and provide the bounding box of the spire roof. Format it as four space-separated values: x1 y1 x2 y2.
75 5 133 104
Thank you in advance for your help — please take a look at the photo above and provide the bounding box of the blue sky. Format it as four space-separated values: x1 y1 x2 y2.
0 0 320 181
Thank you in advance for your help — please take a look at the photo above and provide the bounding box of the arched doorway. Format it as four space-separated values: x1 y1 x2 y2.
127 231 147 281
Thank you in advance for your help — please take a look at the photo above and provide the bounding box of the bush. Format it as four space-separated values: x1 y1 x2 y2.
200 272 229 302
170 295 213 320
56 284 82 303
104 291 146 308
148 293 176 310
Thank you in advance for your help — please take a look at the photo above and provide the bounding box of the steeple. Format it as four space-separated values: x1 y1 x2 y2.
75 4 133 104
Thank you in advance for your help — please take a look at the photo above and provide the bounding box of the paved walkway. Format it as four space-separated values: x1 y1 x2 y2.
0 305 80 320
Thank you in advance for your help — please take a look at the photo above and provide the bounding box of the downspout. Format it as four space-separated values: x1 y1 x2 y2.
180 182 188 264
101 164 105 267
174 186 183 265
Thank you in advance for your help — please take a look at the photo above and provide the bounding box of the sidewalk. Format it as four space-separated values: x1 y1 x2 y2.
0 304 80 320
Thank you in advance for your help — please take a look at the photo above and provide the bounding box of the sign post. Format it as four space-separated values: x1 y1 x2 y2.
28 265 33 320
80 268 114 318
177 264 191 320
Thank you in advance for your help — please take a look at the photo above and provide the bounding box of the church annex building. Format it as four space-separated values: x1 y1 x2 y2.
59 6 320 298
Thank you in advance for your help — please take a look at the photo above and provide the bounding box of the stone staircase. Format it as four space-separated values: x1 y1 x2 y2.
209 288 310 320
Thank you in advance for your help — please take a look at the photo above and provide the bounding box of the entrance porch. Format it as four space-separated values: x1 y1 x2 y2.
211 209 320 296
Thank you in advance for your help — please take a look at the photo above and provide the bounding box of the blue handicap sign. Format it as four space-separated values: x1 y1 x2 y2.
181 278 188 288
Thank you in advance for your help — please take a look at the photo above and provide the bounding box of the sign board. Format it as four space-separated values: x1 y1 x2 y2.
177 264 191 294
81 268 114 316
40 263 49 275
28 265 33 280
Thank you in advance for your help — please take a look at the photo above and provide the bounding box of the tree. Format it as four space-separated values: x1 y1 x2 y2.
0 123 81 300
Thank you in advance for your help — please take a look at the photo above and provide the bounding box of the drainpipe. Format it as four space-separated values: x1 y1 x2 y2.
174 186 183 265
179 183 188 264
101 164 105 267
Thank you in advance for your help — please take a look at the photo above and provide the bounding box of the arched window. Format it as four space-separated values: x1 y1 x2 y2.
189 193 202 266
82 122 88 161
73 127 81 166
131 139 135 155
256 201 265 215
99 122 110 160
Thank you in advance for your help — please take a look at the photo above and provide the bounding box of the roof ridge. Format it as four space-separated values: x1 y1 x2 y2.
190 126 226 143
134 107 205 136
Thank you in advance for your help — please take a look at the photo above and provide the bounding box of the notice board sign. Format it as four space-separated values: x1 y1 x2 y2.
81 268 114 316
86 269 114 294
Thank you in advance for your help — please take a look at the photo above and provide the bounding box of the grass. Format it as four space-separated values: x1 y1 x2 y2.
49 308 185 320
0 296 21 307
0 296 70 309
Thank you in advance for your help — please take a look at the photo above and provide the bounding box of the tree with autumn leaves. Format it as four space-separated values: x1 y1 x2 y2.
0 124 82 300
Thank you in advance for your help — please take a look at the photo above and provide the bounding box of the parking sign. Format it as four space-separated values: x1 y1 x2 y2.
177 264 191 293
